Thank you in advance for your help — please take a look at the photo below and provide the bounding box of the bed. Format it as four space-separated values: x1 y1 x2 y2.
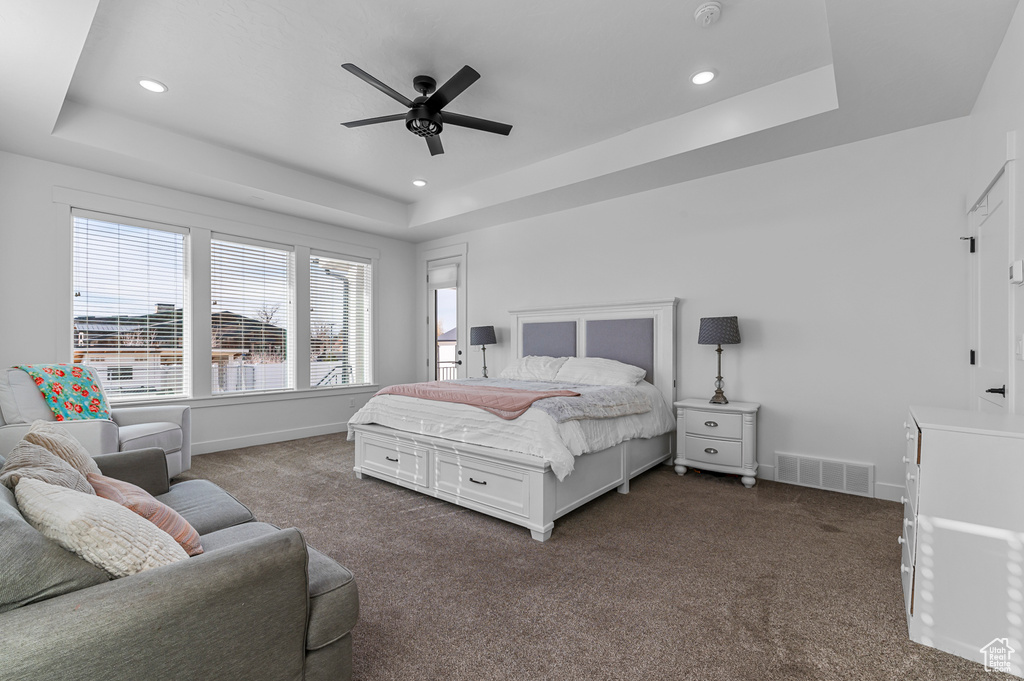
347 299 678 541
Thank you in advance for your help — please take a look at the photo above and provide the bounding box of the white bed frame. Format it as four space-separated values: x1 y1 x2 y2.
350 299 678 541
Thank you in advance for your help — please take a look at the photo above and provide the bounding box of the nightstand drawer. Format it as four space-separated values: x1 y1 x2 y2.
685 410 743 439
685 435 743 467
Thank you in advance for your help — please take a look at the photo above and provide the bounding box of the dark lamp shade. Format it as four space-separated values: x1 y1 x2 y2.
698 317 741 345
470 325 497 346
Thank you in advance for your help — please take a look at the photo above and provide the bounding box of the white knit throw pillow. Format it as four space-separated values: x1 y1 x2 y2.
15 478 187 577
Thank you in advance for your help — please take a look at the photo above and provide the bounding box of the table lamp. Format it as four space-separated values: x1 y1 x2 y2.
470 325 497 378
698 316 741 404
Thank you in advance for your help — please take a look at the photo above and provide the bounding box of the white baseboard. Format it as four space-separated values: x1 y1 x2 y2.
192 422 349 456
756 463 775 480
873 482 904 503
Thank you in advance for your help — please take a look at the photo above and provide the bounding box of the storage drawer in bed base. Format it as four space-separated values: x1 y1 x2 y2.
351 424 672 542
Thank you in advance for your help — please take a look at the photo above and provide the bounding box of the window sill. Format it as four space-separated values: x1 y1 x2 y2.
109 384 380 410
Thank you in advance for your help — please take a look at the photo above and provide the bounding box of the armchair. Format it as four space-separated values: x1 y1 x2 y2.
0 367 191 477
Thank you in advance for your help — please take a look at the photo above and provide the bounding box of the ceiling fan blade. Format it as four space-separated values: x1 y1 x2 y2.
443 112 512 136
425 65 480 111
426 135 444 156
341 113 407 128
341 63 414 108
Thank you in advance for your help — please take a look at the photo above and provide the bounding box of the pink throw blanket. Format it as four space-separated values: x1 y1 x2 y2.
376 382 580 420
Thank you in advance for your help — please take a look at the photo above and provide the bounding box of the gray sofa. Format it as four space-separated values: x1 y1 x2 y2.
0 447 359 681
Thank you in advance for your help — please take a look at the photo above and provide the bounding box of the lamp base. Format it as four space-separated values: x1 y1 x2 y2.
709 390 729 405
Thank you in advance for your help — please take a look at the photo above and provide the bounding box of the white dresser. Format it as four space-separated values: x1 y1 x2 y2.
674 399 759 488
902 406 1024 677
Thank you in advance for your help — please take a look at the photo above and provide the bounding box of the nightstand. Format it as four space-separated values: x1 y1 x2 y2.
674 398 760 488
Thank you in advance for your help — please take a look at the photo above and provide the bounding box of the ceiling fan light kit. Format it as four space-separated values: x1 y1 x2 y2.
341 63 512 156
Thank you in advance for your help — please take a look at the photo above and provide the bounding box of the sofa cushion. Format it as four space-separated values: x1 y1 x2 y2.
202 522 359 650
0 440 95 495
15 478 188 578
0 483 108 613
24 421 102 477
118 421 183 454
0 367 54 425
156 479 254 535
88 473 203 556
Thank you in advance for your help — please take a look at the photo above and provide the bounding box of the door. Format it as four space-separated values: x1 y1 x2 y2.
427 257 464 381
971 169 1010 413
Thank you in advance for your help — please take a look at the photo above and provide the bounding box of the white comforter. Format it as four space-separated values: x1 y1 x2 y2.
347 379 675 481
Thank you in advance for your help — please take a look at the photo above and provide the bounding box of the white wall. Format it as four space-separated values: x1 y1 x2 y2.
969 0 1024 412
419 118 972 500
0 150 419 453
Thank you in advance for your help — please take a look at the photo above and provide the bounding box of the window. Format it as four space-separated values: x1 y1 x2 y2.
310 253 372 386
210 237 293 393
72 212 188 399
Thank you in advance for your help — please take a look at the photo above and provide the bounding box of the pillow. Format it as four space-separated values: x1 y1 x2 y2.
554 357 647 386
23 420 101 477
88 473 203 556
499 356 568 382
15 478 188 578
0 440 95 495
0 484 108 613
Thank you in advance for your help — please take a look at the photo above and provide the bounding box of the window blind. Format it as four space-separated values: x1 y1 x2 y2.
210 237 293 393
309 253 372 387
72 212 188 400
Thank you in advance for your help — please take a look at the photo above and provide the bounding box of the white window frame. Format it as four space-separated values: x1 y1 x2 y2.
209 234 296 395
70 209 191 401
55 187 381 408
309 250 374 389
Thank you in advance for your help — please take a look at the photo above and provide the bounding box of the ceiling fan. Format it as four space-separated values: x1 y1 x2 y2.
340 63 512 156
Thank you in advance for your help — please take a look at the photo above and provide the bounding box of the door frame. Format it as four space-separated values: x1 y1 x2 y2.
967 160 1015 413
419 243 467 382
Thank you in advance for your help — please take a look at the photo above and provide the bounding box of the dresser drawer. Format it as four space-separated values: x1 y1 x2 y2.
902 497 917 561
434 453 530 517
360 438 429 488
900 536 914 616
684 435 743 468
904 463 919 510
685 409 743 440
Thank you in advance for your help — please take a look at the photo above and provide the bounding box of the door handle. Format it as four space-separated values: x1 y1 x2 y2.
455 360 463 365
986 385 1006 396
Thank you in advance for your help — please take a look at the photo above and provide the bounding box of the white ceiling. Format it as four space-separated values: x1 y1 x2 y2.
0 0 1018 241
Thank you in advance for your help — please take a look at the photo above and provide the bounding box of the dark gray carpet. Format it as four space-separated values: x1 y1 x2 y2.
178 433 1006 681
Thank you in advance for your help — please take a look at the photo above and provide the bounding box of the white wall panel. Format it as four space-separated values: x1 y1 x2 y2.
418 119 972 498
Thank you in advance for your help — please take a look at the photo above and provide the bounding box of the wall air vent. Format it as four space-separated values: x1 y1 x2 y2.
775 452 874 497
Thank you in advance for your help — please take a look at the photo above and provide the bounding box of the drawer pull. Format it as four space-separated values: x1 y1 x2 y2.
469 477 487 485
900 496 907 505
906 472 915 482
704 421 718 428
902 456 910 464
897 536 905 545
906 433 914 441
901 565 911 575
385 456 399 462
704 448 718 455
904 518 914 528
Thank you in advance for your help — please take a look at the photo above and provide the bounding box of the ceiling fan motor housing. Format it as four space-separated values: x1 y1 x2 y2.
406 106 442 137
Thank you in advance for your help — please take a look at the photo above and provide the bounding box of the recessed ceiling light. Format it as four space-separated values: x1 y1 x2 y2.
691 70 716 86
139 79 168 93
412 179 428 187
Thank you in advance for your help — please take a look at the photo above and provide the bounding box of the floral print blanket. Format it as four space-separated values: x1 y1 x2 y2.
16 364 111 421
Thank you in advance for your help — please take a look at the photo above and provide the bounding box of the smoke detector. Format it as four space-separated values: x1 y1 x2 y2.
694 1 722 27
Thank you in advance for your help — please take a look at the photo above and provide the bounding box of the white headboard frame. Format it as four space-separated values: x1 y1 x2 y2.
508 298 679 407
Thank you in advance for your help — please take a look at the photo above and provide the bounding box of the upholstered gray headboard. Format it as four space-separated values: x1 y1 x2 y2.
510 299 678 406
